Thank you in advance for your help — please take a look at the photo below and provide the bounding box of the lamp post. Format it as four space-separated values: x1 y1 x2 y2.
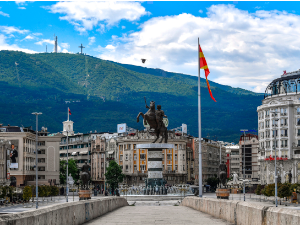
240 129 248 201
66 130 69 202
271 110 279 207
32 112 42 209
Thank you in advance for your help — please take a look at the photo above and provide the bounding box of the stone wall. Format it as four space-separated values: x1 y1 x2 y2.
0 197 128 225
181 196 300 225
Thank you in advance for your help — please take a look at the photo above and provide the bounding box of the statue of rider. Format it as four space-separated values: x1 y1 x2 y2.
81 161 91 189
218 161 227 188
156 105 167 130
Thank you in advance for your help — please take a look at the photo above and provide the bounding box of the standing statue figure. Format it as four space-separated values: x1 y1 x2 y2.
218 161 227 188
288 170 292 183
232 172 239 185
137 97 168 143
80 161 91 190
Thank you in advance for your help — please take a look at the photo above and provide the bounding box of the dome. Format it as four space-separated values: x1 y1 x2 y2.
265 69 300 98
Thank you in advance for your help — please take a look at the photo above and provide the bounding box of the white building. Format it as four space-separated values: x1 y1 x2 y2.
257 69 300 184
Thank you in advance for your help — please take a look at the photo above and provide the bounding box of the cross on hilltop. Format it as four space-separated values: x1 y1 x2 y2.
79 44 85 54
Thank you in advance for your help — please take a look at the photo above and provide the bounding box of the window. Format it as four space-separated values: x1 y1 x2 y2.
134 165 137 171
101 153 105 158
125 165 128 171
175 165 178 170
140 165 146 171
183 165 185 171
120 155 123 161
167 154 172 160
297 107 300 114
183 154 185 160
175 154 178 160
125 154 128 160
140 154 146 160
134 154 137 160
101 162 104 168
297 118 300 125
38 167 45 171
167 165 172 171
38 158 45 163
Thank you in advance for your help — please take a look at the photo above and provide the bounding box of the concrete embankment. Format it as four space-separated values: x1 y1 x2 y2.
0 197 128 225
181 196 300 225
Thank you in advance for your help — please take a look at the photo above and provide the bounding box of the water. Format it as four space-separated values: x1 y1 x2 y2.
119 184 194 196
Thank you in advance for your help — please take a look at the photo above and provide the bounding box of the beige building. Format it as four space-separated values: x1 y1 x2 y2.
0 139 10 186
0 125 62 187
117 131 188 185
225 145 240 176
194 138 226 185
239 133 260 181
91 136 106 190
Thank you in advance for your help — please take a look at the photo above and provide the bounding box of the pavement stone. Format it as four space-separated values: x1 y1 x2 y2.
84 206 233 225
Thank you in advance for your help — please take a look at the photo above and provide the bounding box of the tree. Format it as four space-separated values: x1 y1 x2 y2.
23 186 32 202
60 159 79 185
105 160 125 192
38 186 46 201
278 183 292 198
205 175 219 191
264 184 275 197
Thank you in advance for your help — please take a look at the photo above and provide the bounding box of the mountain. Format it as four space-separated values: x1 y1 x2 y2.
0 50 263 143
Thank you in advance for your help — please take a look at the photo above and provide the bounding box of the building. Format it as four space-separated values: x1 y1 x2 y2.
90 136 106 190
193 138 226 185
0 125 62 187
116 130 188 185
225 144 240 177
0 139 10 186
239 134 259 181
257 69 300 184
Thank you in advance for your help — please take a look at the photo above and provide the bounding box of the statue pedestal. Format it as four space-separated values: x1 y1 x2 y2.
216 188 230 199
78 190 92 200
136 143 174 188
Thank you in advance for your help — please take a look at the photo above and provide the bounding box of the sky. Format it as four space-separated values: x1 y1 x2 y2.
1 1 300 93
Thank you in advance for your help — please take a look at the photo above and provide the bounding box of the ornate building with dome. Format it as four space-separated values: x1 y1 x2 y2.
257 69 300 184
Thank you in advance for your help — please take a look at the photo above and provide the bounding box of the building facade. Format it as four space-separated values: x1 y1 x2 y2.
90 136 106 190
239 134 259 181
0 125 61 187
0 139 10 186
225 145 240 176
258 69 300 184
193 138 226 185
116 131 188 186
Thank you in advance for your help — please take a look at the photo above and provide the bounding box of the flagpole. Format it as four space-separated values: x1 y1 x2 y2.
68 107 69 121
198 37 202 197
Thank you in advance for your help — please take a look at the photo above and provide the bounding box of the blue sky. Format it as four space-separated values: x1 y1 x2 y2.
1 1 300 93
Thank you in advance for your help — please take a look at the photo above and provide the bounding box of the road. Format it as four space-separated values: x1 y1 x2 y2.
84 205 233 225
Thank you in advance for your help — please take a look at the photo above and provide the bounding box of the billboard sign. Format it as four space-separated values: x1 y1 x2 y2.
117 123 127 133
9 140 19 169
182 124 187 134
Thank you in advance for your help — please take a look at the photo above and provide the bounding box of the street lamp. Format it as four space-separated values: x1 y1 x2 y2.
32 112 42 209
271 110 279 207
240 129 248 201
66 130 69 202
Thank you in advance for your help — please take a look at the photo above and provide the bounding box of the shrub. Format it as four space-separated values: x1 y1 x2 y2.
255 184 262 195
23 186 32 202
264 184 275 197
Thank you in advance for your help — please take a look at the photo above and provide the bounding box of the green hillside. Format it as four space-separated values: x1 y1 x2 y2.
0 51 263 142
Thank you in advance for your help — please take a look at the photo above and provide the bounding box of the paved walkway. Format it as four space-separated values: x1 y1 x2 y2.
84 206 233 225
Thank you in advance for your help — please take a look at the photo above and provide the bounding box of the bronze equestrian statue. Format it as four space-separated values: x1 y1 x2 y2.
80 161 91 190
137 97 168 143
218 161 227 188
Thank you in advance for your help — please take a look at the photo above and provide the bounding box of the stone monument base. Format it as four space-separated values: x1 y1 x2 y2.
78 190 92 200
216 188 230 199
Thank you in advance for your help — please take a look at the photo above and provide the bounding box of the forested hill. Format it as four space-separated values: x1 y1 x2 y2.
0 51 263 142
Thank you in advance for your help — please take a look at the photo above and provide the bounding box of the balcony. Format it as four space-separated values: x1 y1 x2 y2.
163 170 176 174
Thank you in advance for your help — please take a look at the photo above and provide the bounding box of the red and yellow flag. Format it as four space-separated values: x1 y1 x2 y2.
199 45 216 102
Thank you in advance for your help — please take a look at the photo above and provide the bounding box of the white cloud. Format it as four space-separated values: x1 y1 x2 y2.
0 34 36 53
0 10 9 17
45 1 148 34
62 49 69 53
24 35 34 40
88 36 95 46
61 42 70 49
32 33 42 36
35 39 54 46
199 10 203 13
0 26 29 34
122 26 126 29
99 4 300 93
18 7 26 10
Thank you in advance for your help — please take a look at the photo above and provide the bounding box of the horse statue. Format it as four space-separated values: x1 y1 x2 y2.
218 161 227 188
80 161 91 190
137 97 168 143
